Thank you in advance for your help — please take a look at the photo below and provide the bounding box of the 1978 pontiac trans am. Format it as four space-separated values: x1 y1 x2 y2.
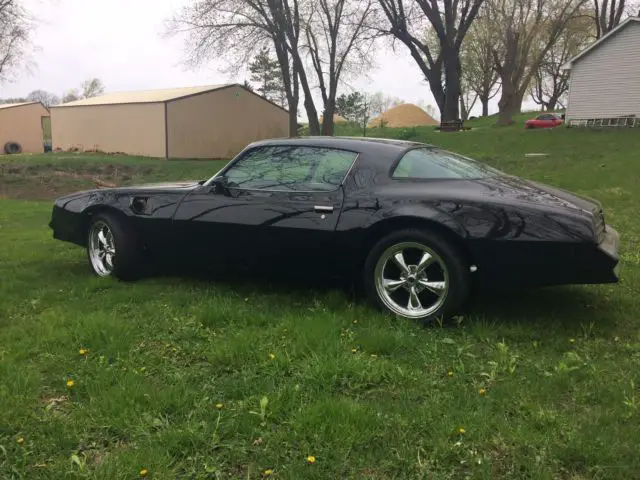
50 137 621 323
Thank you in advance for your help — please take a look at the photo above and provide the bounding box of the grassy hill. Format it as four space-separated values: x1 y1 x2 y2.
1 126 639 478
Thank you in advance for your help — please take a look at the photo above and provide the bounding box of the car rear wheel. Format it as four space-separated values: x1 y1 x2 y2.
87 213 141 280
364 229 469 323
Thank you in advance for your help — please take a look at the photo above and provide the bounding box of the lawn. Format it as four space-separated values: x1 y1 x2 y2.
1 124 639 479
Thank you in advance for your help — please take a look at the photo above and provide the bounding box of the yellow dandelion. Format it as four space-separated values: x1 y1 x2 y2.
306 455 316 464
66 379 75 388
139 468 148 477
353 319 359 324
269 353 276 360
351 348 358 353
16 437 24 445
569 338 576 343
479 388 486 396
448 371 454 377
215 403 224 410
263 469 274 476
370 354 378 359
458 427 465 434
79 348 88 355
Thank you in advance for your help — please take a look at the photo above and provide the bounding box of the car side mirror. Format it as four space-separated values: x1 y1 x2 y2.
210 176 230 195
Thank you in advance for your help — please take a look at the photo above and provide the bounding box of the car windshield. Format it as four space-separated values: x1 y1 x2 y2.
392 148 500 180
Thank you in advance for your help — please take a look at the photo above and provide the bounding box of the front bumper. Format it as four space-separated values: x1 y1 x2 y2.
598 225 621 281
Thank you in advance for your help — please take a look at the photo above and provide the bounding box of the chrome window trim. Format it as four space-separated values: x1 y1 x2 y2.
207 148 361 194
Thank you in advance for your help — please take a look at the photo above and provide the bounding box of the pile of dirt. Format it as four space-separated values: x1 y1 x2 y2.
368 104 438 128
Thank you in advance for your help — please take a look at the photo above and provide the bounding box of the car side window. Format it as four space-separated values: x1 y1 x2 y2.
223 146 357 192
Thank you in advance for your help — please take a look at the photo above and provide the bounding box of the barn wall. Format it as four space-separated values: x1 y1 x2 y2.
167 86 288 159
0 103 50 154
51 103 166 158
567 22 640 119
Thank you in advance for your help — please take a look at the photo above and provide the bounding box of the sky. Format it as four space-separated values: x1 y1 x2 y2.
2 0 520 119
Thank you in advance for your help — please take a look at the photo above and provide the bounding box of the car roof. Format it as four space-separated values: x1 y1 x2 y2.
247 136 431 154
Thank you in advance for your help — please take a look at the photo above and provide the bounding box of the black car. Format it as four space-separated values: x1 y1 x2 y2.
49 137 620 323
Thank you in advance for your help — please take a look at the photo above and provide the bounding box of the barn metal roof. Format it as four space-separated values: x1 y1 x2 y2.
0 101 40 109
55 84 232 107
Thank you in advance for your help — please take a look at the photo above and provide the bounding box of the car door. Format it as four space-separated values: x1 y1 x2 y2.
172 145 358 275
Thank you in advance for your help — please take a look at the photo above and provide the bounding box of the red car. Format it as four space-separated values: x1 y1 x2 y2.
525 113 564 129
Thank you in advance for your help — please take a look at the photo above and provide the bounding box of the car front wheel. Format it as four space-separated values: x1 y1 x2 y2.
364 229 469 323
87 213 141 280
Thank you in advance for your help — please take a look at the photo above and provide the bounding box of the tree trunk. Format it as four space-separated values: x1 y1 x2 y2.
442 52 461 121
459 95 468 121
288 103 298 137
480 96 489 117
321 102 335 136
496 77 523 125
546 97 559 112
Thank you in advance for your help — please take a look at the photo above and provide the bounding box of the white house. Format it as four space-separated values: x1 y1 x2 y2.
562 17 640 122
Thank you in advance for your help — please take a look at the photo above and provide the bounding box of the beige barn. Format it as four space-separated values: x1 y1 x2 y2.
51 84 289 159
0 102 50 154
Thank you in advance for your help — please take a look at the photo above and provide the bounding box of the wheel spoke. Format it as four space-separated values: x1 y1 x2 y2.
105 230 114 249
419 280 446 296
416 252 434 273
383 278 406 292
105 253 114 268
408 286 422 311
392 252 409 275
98 231 108 246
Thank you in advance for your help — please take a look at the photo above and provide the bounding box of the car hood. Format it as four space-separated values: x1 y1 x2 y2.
54 181 202 207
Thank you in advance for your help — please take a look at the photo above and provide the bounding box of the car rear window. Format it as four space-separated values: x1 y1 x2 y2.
392 148 498 180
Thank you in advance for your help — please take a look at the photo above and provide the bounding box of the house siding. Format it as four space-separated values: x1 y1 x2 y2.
567 22 640 119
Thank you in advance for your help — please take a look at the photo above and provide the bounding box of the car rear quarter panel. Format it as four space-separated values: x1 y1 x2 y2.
338 176 598 285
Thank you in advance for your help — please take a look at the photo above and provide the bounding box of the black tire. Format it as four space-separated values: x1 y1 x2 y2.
4 142 22 154
86 212 142 280
363 229 469 324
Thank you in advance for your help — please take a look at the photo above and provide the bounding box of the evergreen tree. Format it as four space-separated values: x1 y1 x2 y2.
248 48 285 106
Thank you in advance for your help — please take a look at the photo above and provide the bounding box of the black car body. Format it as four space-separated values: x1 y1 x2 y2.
50 137 620 321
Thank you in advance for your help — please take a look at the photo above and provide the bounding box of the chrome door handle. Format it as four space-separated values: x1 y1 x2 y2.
314 205 334 213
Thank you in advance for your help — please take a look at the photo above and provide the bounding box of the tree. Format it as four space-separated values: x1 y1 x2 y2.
248 47 286 107
336 91 366 121
0 96 25 103
0 0 32 83
489 0 589 125
62 89 80 103
369 91 404 117
242 80 254 92
27 90 60 107
81 78 105 98
377 0 485 121
167 0 304 136
460 9 499 117
530 15 593 111
304 0 377 135
593 0 626 38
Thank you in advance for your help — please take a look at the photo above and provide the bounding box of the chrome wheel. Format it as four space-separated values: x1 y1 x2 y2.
374 242 449 318
88 221 116 277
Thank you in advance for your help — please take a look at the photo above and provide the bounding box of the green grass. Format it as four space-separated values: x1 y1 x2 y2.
1 125 640 479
